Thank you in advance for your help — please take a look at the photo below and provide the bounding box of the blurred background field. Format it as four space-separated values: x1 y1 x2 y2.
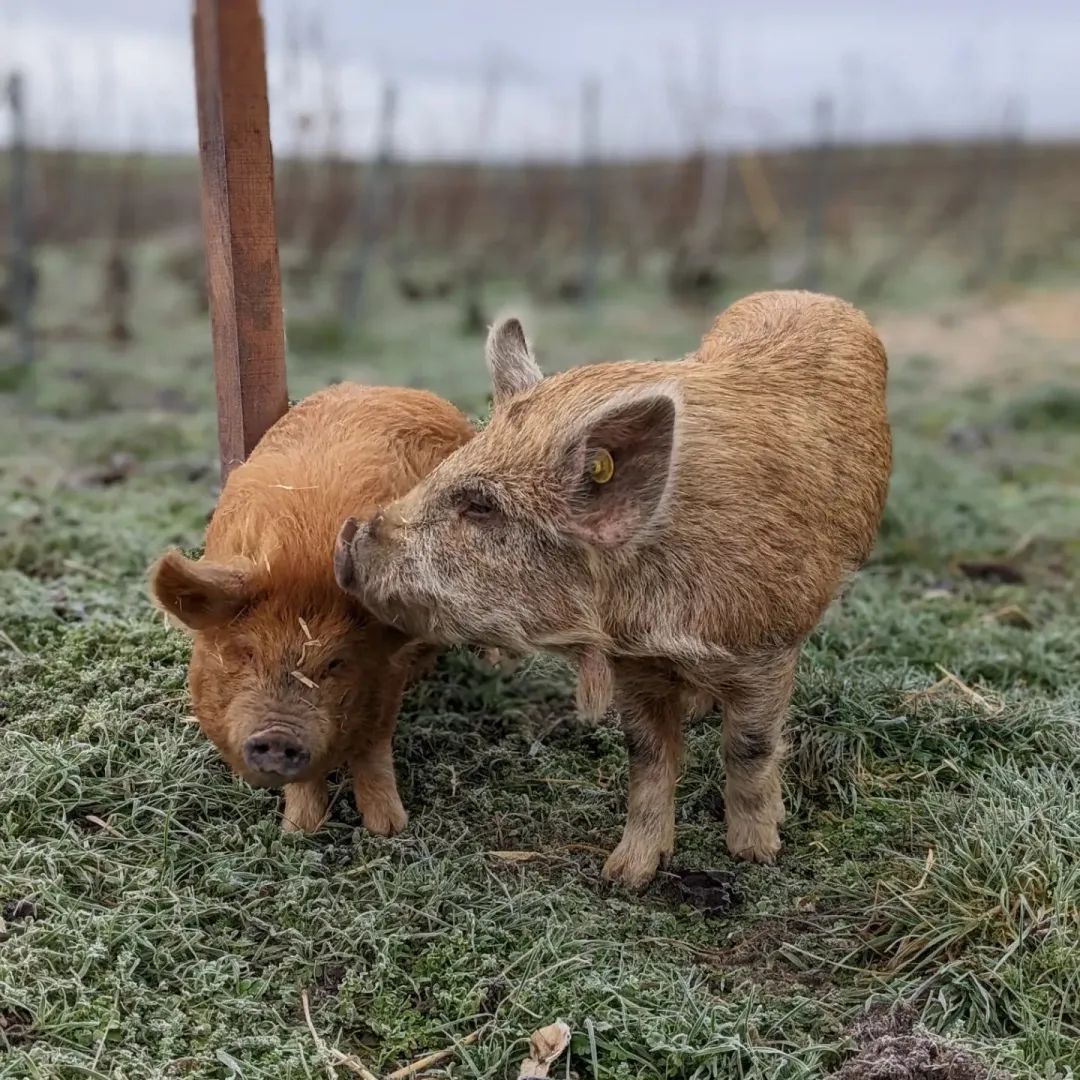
1 2 1079 1078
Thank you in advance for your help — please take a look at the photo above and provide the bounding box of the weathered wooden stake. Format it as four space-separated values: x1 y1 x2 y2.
580 77 602 307
6 72 34 372
339 79 399 325
975 94 1025 287
192 0 288 482
803 94 834 291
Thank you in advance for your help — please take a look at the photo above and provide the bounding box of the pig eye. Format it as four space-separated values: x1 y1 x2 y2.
325 658 346 674
458 492 499 524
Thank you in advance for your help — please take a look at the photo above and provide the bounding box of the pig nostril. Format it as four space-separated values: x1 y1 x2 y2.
243 733 310 779
334 523 358 592
338 517 360 546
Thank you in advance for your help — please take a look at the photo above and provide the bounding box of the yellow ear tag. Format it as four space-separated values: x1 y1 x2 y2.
590 449 615 484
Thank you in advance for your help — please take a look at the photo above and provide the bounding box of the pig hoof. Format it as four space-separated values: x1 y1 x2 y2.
481 647 521 675
726 820 782 863
362 800 409 838
601 840 669 891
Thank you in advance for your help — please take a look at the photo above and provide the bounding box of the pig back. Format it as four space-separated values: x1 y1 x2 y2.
205 383 474 576
654 292 891 649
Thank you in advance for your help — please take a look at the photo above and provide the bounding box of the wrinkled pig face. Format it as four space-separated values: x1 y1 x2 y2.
151 551 411 787
334 458 589 653
333 318 680 654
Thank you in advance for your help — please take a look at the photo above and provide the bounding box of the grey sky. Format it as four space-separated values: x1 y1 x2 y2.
3 1 1077 158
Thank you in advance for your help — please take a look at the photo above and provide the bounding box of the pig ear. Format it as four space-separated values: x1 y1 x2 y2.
559 386 679 548
486 317 542 405
149 549 258 631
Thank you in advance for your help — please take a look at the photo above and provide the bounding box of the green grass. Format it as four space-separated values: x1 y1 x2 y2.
1 247 1079 1078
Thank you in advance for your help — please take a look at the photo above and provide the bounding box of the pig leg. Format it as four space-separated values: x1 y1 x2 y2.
716 652 797 863
349 662 411 837
408 644 441 683
352 740 408 837
602 661 686 891
282 779 330 833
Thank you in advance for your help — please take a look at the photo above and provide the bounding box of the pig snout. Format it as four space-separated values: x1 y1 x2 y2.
243 731 311 781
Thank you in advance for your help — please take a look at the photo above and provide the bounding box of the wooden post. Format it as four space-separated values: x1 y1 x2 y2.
339 79 399 325
580 77 602 307
803 95 834 291
974 94 1025 287
6 72 34 373
192 0 288 482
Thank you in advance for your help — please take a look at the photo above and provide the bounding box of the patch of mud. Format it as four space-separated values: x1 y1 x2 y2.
667 869 743 917
830 1005 1001 1079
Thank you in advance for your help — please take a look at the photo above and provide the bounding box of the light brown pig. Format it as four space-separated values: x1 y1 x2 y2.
150 384 473 834
334 292 891 887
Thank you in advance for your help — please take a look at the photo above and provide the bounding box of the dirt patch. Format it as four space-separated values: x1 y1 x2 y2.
667 869 743 917
830 1005 1000 1079
1006 290 1080 342
2 899 37 922
313 965 346 999
0 1007 34 1047
481 977 510 1015
955 560 1025 585
878 287 1080 384
72 451 138 488
686 912 834 993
